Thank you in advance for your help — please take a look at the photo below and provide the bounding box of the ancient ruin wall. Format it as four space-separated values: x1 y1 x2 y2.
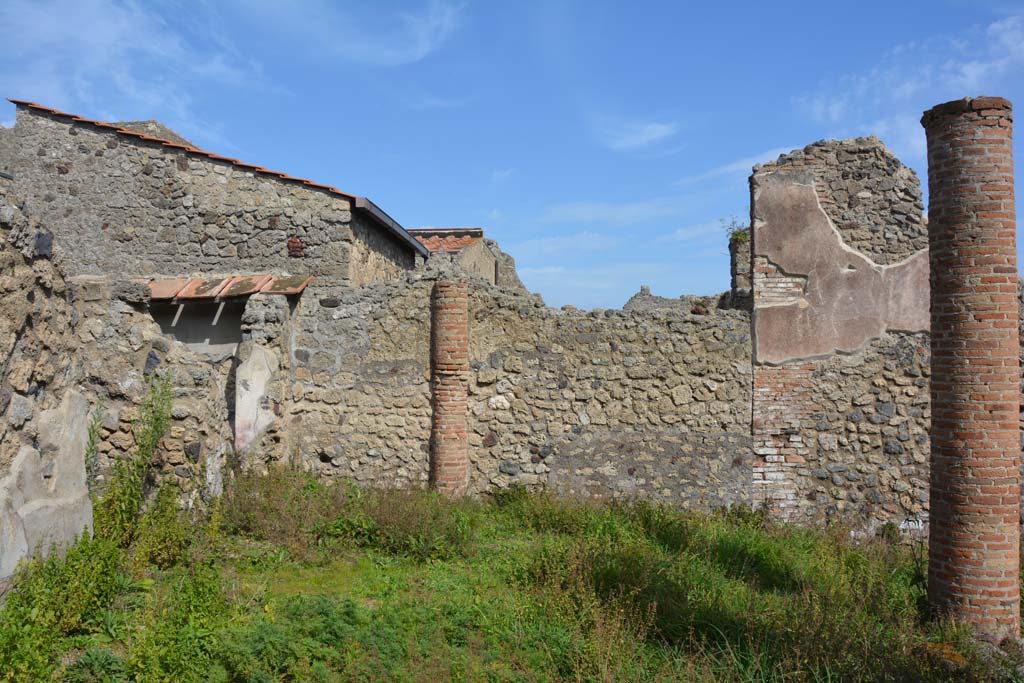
751 138 931 526
0 106 411 286
0 180 234 580
287 266 752 507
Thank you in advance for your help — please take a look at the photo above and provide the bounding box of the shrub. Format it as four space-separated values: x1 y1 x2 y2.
63 647 128 683
221 467 351 559
126 562 226 683
211 595 361 681
94 378 173 548
0 533 122 681
131 480 190 570
492 485 602 535
0 379 173 681
331 488 475 561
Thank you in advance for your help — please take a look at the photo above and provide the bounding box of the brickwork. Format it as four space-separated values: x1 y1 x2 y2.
429 281 471 494
751 139 931 526
922 96 1019 640
751 256 806 307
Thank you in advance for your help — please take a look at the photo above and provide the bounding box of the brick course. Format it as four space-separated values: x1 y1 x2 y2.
922 96 1019 640
430 281 471 494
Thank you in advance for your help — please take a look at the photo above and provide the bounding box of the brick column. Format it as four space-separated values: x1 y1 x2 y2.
429 281 470 494
921 96 1019 640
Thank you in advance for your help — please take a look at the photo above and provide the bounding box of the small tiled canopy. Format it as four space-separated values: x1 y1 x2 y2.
140 274 314 301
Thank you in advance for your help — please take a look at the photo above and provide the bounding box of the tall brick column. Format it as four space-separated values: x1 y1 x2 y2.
429 281 471 494
922 97 1019 640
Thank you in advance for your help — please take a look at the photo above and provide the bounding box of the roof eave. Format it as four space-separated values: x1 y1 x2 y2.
9 98 429 260
354 196 430 258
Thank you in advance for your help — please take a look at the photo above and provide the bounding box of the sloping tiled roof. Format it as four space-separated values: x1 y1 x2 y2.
407 228 484 254
140 274 314 301
8 99 429 258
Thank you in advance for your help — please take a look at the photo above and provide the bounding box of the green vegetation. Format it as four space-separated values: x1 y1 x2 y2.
2 396 1022 680
721 214 750 244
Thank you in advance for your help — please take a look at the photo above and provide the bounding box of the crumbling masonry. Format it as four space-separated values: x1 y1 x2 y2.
0 97 1018 600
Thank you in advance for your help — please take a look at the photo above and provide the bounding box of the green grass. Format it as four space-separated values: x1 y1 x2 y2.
3 467 1024 682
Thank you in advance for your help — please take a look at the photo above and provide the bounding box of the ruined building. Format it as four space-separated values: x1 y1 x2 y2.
0 98 1012 580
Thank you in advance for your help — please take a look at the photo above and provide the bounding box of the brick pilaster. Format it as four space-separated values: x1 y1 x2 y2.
429 281 470 494
922 96 1019 640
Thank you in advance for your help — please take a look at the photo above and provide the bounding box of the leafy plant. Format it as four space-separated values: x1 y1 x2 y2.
94 378 172 548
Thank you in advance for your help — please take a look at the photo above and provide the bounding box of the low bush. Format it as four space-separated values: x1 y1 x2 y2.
221 467 350 559
0 379 172 682
328 487 476 560
131 480 191 570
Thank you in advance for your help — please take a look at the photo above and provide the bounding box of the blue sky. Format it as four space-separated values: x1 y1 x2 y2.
2 0 1022 308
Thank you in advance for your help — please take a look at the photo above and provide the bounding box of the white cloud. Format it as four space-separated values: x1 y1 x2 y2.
490 167 515 183
518 262 672 309
676 146 796 186
403 93 472 110
590 113 678 151
539 197 684 226
795 13 1024 133
944 15 1024 91
230 0 463 67
0 0 263 147
509 231 619 259
656 220 723 244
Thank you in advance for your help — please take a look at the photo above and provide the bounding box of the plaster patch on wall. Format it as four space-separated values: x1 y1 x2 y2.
752 170 929 365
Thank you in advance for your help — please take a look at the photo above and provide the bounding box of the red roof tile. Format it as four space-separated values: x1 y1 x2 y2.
407 228 485 254
260 274 315 295
141 273 313 300
220 274 272 298
144 277 191 301
176 276 231 299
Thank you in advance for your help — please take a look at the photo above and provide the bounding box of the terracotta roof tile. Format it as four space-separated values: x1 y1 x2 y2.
140 273 313 300
176 276 231 299
260 274 315 295
407 228 485 254
144 277 191 301
219 274 272 298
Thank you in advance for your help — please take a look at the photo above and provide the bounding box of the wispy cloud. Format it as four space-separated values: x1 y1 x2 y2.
0 0 264 148
539 197 684 226
793 13 1024 165
676 147 796 186
403 93 472 110
656 220 722 244
232 0 464 67
490 167 515 184
518 262 672 309
509 231 619 259
590 113 678 151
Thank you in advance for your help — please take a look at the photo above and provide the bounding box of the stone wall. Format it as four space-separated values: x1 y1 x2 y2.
751 138 932 527
763 137 928 264
286 261 753 507
348 212 417 287
0 105 416 286
0 180 234 580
